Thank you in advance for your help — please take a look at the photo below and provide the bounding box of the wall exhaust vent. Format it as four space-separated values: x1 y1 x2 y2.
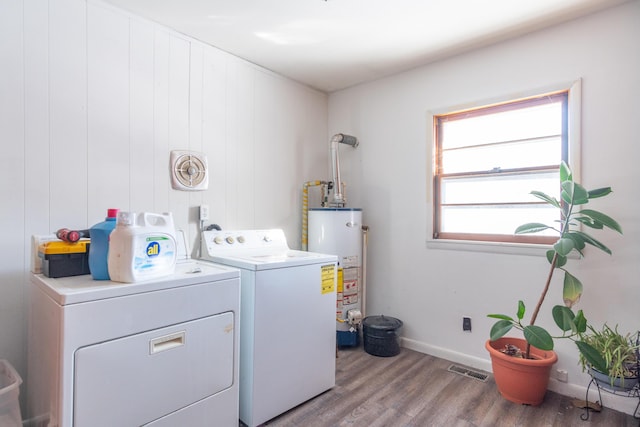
170 150 209 191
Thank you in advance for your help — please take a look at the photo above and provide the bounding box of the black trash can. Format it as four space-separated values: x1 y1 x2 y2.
362 315 403 357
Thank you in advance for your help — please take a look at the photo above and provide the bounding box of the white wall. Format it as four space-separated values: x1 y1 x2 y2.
0 0 328 414
329 1 640 414
3 0 639 419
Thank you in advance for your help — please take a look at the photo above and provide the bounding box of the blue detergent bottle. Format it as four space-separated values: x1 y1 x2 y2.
89 208 119 280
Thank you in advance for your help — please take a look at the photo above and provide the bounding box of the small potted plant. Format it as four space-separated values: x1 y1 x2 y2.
486 161 623 405
579 324 639 392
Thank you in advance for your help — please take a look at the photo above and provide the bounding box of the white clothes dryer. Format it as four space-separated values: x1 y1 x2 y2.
27 259 240 427
200 229 337 427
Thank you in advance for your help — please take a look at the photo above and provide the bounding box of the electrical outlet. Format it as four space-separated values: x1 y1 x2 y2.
555 369 568 382
463 317 472 332
199 205 210 221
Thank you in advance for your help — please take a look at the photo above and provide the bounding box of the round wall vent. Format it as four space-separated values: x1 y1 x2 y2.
170 150 209 191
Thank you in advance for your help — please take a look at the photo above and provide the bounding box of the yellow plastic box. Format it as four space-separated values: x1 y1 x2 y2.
38 240 91 278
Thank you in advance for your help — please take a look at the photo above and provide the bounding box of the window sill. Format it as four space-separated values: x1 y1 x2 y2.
426 238 554 257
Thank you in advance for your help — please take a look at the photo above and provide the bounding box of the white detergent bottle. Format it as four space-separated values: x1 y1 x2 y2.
108 211 177 283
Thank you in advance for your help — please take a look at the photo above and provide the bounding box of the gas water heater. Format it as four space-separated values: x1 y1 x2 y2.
308 207 363 346
304 133 365 347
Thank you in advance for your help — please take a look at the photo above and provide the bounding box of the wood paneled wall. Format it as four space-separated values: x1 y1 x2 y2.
0 0 329 409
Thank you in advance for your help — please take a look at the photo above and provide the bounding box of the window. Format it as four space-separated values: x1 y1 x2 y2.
433 90 569 245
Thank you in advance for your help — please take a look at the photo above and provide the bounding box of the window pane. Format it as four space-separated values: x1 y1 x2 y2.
433 90 569 244
440 205 559 236
441 172 559 204
442 137 561 174
441 102 563 149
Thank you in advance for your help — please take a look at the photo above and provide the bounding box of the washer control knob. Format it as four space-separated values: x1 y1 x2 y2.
263 235 272 243
226 236 235 244
213 236 224 245
237 236 245 243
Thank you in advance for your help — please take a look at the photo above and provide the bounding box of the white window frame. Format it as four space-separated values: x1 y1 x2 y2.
426 79 582 256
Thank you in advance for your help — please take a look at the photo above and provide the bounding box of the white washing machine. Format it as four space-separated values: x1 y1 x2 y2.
200 229 337 427
27 259 240 427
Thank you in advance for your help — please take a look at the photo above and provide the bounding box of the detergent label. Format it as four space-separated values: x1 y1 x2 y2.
145 236 170 257
132 234 176 278
147 241 160 257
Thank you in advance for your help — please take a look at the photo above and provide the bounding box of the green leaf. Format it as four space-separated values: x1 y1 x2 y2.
546 250 568 268
562 271 583 308
579 209 623 234
543 249 557 265
560 161 571 183
524 325 554 351
587 187 612 199
552 305 575 332
574 310 587 333
545 250 554 264
576 341 608 374
562 181 589 205
490 320 513 341
487 314 514 321
572 183 590 205
571 231 612 255
515 223 553 234
554 237 575 257
530 191 561 208
565 232 586 251
516 300 525 320
560 181 574 205
574 216 604 229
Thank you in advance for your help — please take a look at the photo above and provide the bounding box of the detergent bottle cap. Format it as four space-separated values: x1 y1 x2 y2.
117 211 136 226
107 208 119 218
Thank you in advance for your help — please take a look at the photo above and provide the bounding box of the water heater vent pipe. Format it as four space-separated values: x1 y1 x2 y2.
330 133 359 207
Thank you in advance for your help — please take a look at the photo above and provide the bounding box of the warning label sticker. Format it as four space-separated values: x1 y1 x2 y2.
341 255 360 268
321 264 336 295
343 280 358 295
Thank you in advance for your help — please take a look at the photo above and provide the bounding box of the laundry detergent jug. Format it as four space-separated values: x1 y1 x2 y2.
88 208 119 280
107 211 177 283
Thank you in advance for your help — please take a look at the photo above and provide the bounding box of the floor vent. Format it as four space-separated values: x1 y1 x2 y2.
447 364 489 382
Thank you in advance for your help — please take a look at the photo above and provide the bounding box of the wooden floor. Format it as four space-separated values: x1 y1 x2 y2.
264 347 639 427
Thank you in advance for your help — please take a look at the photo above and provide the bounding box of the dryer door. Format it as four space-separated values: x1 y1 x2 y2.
73 311 234 427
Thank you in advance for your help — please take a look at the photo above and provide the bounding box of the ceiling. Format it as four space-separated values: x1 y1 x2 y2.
101 0 629 93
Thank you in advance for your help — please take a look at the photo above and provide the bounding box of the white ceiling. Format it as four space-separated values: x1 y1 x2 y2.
101 0 629 93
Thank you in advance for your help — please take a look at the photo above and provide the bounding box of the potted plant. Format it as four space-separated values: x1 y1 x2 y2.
579 324 639 392
486 161 623 405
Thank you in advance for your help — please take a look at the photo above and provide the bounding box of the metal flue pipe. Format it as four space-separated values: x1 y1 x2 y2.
330 133 359 207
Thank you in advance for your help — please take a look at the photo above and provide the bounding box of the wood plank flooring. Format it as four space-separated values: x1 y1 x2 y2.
264 347 639 427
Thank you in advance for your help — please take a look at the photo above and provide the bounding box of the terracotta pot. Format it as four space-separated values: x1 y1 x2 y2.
486 337 558 406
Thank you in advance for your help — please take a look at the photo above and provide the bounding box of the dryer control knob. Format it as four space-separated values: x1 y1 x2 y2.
214 236 224 245
262 235 272 242
237 236 245 243
226 236 235 244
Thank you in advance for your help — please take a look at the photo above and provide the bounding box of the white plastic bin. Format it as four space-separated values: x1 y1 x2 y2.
0 360 23 427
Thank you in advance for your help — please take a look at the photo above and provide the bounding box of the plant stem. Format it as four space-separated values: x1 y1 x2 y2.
525 251 559 359
523 183 574 358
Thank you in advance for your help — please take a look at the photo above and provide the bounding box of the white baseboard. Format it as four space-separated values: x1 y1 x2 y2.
401 337 492 373
400 337 639 417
